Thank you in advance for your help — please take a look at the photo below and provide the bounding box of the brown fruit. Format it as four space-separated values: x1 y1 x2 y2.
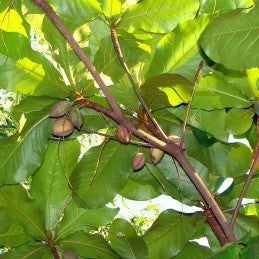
62 250 78 259
150 148 164 165
49 100 71 118
132 152 146 171
68 107 83 129
52 117 74 137
115 125 131 143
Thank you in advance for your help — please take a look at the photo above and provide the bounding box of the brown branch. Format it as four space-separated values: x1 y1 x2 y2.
33 0 236 244
180 60 204 149
31 0 123 118
49 243 60 259
110 24 167 141
230 116 259 228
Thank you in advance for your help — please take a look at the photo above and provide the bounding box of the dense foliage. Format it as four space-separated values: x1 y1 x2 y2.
0 0 258 258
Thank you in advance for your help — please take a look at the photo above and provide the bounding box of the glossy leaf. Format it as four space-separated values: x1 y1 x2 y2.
140 74 193 109
31 140 80 232
225 108 254 135
200 6 259 69
0 109 51 185
147 15 210 78
59 231 118 258
0 185 46 240
240 236 259 259
56 200 119 240
70 140 134 208
119 0 199 33
99 0 122 18
109 218 148 259
144 210 200 258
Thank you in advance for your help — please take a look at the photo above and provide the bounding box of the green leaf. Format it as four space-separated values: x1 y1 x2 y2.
147 15 210 78
70 140 134 208
0 109 51 185
254 102 259 116
140 74 193 109
48 0 101 30
200 0 254 14
0 208 12 233
31 140 80 232
118 0 199 33
59 231 118 258
200 6 259 69
185 130 252 178
0 223 30 248
99 0 123 18
2 244 50 259
0 185 47 240
144 210 200 258
108 218 148 259
240 236 259 259
192 72 253 110
225 108 254 135
169 107 229 142
0 31 69 97
56 200 118 240
209 243 240 259
174 241 212 258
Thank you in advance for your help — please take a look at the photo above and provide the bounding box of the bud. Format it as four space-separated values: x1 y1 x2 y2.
62 250 78 259
115 125 131 143
150 148 164 165
132 153 145 171
52 117 74 137
68 107 83 129
168 135 181 146
49 100 71 118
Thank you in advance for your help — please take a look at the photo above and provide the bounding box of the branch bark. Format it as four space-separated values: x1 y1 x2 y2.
32 0 236 244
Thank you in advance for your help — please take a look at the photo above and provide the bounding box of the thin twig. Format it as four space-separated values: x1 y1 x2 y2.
110 25 167 141
180 60 204 149
81 127 153 147
230 117 259 228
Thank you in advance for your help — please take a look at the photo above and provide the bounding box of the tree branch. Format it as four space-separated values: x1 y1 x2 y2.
180 60 204 149
230 116 259 228
33 0 236 244
110 24 167 141
31 0 123 118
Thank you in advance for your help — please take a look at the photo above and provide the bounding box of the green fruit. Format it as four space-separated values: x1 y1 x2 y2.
68 107 83 129
52 117 74 137
49 100 71 118
150 148 164 165
132 152 146 171
115 125 131 143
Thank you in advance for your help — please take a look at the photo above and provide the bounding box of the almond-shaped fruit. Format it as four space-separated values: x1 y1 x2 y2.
115 125 131 143
52 117 74 137
49 100 71 118
150 148 164 165
132 152 146 171
68 107 83 129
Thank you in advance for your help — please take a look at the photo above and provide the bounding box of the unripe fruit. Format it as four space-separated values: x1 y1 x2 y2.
49 100 71 118
150 148 164 165
68 107 83 129
132 153 145 171
115 125 131 143
52 117 74 137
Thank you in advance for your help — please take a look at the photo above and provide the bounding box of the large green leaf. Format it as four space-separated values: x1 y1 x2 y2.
118 0 199 33
192 72 253 110
0 109 51 185
99 0 123 18
147 15 210 78
200 6 259 69
174 241 212 258
0 185 46 240
70 140 134 208
31 140 80 232
59 231 118 258
185 130 252 178
225 108 254 135
2 244 50 259
47 0 101 30
108 218 148 259
56 200 118 240
0 31 69 97
140 74 193 110
144 210 200 258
